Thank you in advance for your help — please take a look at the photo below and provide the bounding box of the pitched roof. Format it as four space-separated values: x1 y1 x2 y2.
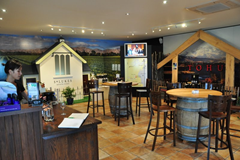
157 30 240 69
35 41 87 64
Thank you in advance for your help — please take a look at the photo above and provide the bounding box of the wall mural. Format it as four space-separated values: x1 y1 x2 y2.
0 34 130 81
163 40 240 85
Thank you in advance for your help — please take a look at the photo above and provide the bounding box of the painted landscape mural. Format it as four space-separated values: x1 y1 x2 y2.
163 40 240 86
0 34 130 81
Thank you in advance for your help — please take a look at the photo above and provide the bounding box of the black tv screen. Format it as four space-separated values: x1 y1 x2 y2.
124 43 147 57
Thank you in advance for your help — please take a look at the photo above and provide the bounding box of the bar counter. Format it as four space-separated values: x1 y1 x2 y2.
0 103 102 160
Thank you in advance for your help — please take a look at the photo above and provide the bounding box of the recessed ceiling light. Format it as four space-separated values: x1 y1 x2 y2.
168 27 170 30
40 29 43 32
163 0 167 4
198 20 201 24
126 13 130 15
2 9 6 12
102 21 105 24
59 29 61 31
152 30 155 33
145 33 148 34
82 30 85 33
72 30 74 32
132 33 134 36
101 32 104 34
182 23 187 27
159 29 161 31
51 28 54 30
0 18 2 20
91 31 94 34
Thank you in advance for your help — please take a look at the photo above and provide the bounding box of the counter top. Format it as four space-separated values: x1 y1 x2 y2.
42 104 102 138
102 81 138 86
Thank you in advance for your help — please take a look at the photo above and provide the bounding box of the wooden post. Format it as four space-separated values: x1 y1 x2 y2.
172 56 178 83
225 53 234 87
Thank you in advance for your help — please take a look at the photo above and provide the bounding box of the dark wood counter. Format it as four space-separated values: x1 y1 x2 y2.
42 104 102 160
0 103 102 160
0 105 43 160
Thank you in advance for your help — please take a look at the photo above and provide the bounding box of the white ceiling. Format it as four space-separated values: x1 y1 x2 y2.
0 0 240 41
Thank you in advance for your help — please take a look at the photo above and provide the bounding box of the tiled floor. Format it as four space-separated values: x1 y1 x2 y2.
71 97 240 160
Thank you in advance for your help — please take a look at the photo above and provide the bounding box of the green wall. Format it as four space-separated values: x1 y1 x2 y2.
82 56 121 81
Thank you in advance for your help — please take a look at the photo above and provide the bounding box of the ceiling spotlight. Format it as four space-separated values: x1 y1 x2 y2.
59 29 61 31
152 30 155 33
101 32 103 34
167 27 170 30
182 23 187 27
163 0 167 4
159 29 161 31
198 20 201 24
51 28 54 30
91 31 94 34
2 9 6 12
132 33 134 36
72 30 74 32
126 13 130 15
145 33 148 34
102 21 105 24
40 30 43 32
0 18 2 20
82 30 85 33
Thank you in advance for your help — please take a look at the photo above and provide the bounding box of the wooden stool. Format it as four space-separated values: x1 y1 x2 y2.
135 78 151 116
87 79 105 117
144 90 176 151
114 82 135 126
222 105 240 139
195 95 234 160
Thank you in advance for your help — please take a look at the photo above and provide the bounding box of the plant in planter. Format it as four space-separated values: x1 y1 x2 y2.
62 87 76 105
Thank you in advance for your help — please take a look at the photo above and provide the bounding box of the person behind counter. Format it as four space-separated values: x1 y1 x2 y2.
2 59 28 103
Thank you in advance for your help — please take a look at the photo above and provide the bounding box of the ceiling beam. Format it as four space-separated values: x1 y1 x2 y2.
157 30 200 69
199 30 240 60
157 29 240 70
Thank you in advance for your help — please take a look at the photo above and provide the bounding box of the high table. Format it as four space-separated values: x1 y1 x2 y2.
166 88 222 142
102 81 138 116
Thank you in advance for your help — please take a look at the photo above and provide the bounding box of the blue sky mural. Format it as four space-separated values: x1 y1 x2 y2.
0 34 130 52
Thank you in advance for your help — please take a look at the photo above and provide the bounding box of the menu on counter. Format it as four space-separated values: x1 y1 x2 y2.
58 113 89 128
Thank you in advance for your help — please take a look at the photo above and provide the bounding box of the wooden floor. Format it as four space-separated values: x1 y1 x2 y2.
68 97 240 160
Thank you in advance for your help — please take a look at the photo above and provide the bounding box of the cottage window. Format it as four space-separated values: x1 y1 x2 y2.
55 54 71 75
112 64 121 71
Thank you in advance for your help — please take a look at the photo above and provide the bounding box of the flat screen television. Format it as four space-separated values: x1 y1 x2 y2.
124 43 147 57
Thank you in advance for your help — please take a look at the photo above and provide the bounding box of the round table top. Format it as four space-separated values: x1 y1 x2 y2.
166 88 222 99
102 81 138 86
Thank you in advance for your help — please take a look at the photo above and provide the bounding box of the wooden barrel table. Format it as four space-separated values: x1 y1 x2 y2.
102 81 138 116
166 88 222 142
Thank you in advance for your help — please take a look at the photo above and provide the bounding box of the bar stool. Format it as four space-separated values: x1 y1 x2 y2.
87 79 105 117
114 82 135 126
221 105 240 139
195 95 234 160
135 78 151 116
144 90 176 151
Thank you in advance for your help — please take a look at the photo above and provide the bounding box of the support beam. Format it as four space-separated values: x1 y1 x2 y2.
157 30 200 69
199 30 240 60
225 53 234 87
172 56 178 83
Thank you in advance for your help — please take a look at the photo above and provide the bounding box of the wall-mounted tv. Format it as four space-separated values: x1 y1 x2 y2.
124 43 147 57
